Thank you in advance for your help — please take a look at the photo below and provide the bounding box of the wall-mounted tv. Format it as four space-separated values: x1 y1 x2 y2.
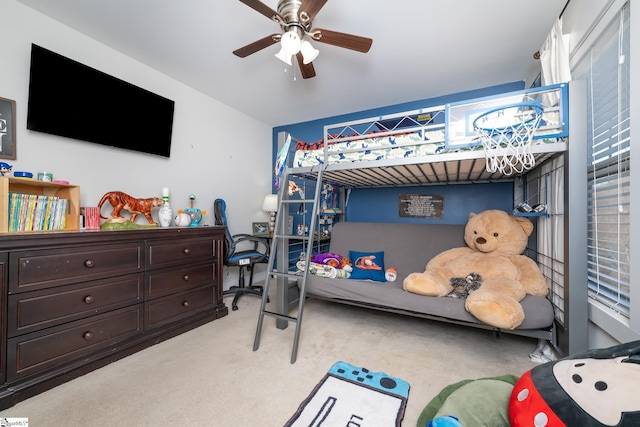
27 44 175 158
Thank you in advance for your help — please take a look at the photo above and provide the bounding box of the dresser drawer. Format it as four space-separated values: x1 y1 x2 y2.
10 243 143 293
145 285 214 329
6 305 143 381
147 238 215 270
7 274 144 338
146 261 215 299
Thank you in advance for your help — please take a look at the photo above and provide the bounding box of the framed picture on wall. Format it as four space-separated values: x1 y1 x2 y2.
0 97 17 160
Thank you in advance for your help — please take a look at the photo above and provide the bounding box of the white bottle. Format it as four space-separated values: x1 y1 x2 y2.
158 187 173 227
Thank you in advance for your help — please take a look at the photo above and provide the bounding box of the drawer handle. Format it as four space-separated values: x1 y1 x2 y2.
183 274 190 281
182 301 190 308
183 248 191 255
85 259 96 268
83 331 94 341
84 295 95 304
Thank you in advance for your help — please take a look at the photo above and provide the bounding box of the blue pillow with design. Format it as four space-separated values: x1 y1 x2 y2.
349 250 385 282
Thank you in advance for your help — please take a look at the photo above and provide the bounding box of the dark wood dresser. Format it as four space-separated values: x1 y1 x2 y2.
0 226 227 409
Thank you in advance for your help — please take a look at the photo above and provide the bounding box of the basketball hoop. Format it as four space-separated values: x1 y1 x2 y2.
473 101 544 175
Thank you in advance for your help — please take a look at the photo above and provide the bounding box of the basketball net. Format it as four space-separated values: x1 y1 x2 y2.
473 103 543 176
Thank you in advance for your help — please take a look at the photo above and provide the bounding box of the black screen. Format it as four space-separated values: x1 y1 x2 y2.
27 44 175 158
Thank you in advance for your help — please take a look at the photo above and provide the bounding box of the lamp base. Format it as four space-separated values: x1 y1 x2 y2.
269 211 276 234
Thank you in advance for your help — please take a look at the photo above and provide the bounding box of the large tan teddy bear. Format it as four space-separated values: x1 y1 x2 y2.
403 209 549 330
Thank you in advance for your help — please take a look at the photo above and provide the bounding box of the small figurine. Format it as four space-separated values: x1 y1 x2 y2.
98 191 164 225
178 194 207 227
0 162 13 176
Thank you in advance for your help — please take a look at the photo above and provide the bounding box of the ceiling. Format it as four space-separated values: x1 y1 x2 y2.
17 0 566 127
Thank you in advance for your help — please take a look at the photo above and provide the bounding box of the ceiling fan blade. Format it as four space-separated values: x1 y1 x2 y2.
311 28 373 53
296 52 316 79
233 34 280 58
298 0 328 23
238 0 283 22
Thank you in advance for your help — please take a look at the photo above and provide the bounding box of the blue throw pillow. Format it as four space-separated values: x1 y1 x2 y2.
349 250 386 282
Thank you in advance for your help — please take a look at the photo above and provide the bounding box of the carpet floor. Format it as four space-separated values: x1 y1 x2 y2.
0 286 539 426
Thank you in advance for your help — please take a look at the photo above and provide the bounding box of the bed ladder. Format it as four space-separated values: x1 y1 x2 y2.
253 169 324 363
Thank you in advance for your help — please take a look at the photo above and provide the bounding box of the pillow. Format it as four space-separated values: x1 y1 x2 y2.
349 250 385 282
417 375 519 427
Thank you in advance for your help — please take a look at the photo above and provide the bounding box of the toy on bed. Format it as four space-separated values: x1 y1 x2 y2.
509 340 640 426
447 273 482 298
295 253 353 279
403 209 549 330
311 252 352 271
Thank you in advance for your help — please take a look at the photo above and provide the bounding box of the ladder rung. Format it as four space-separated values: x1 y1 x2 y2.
269 271 301 279
262 310 299 323
272 233 311 241
280 199 316 204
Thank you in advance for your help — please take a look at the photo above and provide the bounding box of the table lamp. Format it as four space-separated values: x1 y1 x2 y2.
262 194 278 234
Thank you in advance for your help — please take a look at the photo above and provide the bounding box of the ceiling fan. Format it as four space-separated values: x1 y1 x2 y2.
233 0 373 79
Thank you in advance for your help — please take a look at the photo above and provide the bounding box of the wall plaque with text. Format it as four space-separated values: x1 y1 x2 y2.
399 194 444 219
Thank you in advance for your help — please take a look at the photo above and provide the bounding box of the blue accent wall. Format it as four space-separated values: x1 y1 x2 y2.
345 182 513 225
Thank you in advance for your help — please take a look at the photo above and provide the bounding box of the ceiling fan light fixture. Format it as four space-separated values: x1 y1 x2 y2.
300 40 319 64
275 45 293 65
275 30 302 65
281 30 301 53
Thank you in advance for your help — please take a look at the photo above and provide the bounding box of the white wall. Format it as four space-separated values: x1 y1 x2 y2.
0 0 273 290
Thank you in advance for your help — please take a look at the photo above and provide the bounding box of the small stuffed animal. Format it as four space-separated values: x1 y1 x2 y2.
311 252 353 272
0 162 13 176
385 267 398 282
98 191 164 225
447 273 482 298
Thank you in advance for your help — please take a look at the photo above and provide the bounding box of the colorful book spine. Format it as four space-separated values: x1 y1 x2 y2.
5 193 69 232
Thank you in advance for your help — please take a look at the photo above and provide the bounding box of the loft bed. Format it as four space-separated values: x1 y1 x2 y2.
265 81 588 360
282 84 568 187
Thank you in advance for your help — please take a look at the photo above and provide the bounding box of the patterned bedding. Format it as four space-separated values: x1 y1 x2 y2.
292 130 446 168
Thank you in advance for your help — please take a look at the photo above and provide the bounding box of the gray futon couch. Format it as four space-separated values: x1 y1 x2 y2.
302 221 556 339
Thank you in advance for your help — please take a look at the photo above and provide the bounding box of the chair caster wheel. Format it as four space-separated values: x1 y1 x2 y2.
232 305 239 311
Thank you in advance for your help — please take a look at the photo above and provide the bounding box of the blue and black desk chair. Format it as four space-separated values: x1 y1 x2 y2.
214 198 269 311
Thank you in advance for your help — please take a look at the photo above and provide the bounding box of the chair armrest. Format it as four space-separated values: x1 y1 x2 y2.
233 234 269 261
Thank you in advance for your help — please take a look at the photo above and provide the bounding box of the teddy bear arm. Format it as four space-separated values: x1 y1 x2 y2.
511 255 549 296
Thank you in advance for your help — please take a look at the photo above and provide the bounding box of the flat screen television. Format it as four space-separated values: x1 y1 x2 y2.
27 44 175 158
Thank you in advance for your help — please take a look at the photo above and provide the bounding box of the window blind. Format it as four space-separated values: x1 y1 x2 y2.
573 4 631 316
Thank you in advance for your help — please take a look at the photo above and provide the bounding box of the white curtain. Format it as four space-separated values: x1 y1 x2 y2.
539 18 572 105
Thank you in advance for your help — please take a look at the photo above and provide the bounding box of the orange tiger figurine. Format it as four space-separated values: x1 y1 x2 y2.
98 191 164 225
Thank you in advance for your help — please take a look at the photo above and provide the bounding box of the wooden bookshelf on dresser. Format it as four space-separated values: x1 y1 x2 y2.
0 226 228 409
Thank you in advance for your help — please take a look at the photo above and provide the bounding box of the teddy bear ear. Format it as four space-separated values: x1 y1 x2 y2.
513 216 534 236
468 212 477 220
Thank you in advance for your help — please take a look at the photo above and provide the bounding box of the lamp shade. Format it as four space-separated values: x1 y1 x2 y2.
262 194 278 212
300 40 319 64
275 30 302 65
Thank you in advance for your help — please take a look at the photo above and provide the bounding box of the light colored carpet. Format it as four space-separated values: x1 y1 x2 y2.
0 285 538 426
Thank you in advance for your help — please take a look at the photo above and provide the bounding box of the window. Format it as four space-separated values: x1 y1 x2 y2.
573 4 631 317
